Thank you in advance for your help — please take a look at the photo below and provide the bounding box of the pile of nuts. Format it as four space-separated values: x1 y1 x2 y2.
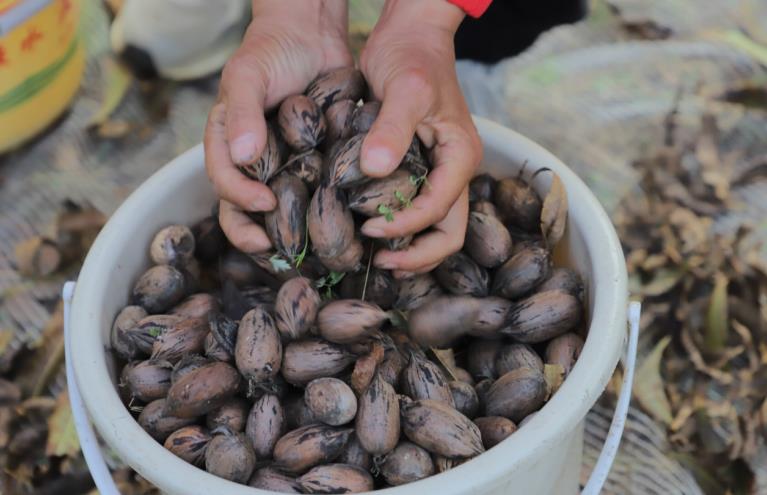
110 68 586 493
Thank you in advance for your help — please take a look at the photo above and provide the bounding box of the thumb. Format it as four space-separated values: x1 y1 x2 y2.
222 55 270 166
361 71 432 178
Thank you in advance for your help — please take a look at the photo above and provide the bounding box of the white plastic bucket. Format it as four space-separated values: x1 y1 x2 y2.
68 117 630 495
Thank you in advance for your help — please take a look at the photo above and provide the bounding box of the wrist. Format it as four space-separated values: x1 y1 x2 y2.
252 0 348 37
379 0 465 35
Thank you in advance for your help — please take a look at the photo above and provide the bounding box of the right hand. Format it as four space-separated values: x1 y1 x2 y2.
205 0 352 253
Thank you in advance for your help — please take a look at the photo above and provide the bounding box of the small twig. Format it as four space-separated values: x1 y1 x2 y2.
361 242 375 301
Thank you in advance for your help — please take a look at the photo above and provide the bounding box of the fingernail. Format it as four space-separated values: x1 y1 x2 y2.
361 225 385 237
231 133 258 164
363 147 394 175
253 196 275 211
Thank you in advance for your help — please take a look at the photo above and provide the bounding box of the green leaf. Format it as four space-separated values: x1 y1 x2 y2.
703 273 729 355
269 254 292 273
292 211 311 269
46 391 80 458
378 204 394 222
394 190 412 208
147 327 162 338
634 336 673 425
640 267 685 296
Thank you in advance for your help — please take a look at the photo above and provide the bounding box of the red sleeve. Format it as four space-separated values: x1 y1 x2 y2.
447 0 492 18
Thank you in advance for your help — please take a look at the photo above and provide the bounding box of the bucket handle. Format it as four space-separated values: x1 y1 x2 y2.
63 282 121 495
63 281 640 495
581 300 641 495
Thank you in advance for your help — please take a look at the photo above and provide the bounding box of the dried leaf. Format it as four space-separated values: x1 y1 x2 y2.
46 391 80 458
540 174 567 247
634 336 673 425
640 267 685 296
543 363 564 399
87 57 133 127
703 273 728 355
427 348 458 381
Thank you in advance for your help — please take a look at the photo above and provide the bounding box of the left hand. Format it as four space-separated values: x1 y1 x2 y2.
359 0 482 277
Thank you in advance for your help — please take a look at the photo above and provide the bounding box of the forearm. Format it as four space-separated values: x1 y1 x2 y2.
251 0 349 38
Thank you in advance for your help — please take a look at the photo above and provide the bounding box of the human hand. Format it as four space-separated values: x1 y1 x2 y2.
205 0 352 253
358 0 482 277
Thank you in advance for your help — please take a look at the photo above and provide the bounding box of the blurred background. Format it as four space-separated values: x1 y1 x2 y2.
1 0 766 493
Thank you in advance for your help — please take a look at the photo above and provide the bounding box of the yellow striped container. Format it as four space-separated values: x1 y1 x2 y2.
0 0 85 153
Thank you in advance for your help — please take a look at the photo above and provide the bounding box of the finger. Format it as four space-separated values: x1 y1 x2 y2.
220 54 270 166
361 126 477 238
373 188 469 272
204 103 276 211
361 68 433 178
218 200 272 254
